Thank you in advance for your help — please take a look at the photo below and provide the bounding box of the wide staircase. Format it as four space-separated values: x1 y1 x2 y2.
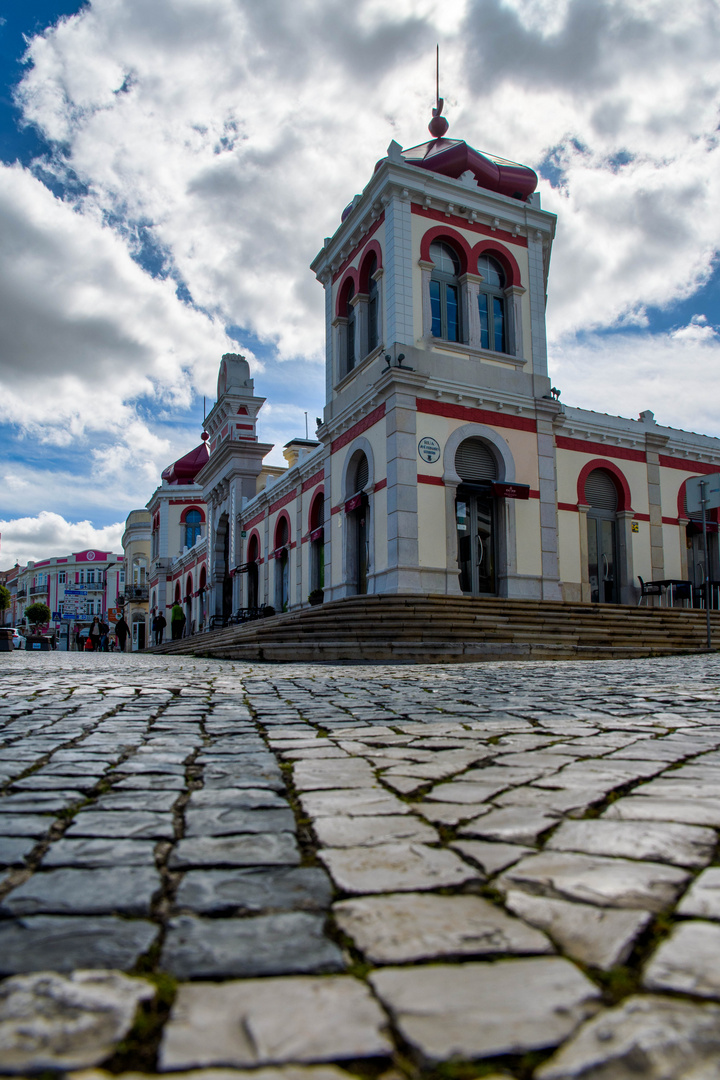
146 594 720 664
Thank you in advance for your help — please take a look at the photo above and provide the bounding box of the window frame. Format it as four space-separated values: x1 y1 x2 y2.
429 241 462 343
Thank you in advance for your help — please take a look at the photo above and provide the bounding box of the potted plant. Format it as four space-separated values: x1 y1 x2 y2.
308 589 324 606
24 602 52 650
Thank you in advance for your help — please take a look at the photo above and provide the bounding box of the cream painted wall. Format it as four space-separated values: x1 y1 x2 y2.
556 451 649 514
417 484 446 569
515 499 542 576
557 510 583 584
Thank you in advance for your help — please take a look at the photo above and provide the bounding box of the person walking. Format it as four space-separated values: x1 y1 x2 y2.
114 615 130 652
152 612 166 646
99 619 110 652
171 602 186 640
89 617 102 651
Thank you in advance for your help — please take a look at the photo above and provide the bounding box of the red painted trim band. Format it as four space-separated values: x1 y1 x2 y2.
417 397 537 433
418 473 444 486
332 213 385 284
269 489 298 515
301 469 325 493
660 455 720 474
556 436 645 463
374 478 387 492
331 403 386 454
412 203 528 248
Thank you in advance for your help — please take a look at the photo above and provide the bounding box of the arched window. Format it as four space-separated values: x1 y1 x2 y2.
185 509 202 549
477 254 506 353
366 254 378 354
430 241 461 342
585 469 619 604
352 452 369 495
345 282 356 373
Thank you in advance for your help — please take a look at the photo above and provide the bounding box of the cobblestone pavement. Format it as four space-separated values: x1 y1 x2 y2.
2 651 720 1080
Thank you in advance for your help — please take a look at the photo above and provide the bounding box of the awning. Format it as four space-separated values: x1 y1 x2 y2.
309 527 324 542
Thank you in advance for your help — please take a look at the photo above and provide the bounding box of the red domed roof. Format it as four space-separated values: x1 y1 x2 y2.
402 138 537 201
162 437 209 486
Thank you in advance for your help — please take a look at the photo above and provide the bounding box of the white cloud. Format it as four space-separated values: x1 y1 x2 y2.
1 0 719 554
0 512 125 569
550 318 720 436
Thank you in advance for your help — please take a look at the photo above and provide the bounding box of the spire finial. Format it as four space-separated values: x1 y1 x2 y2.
429 44 449 139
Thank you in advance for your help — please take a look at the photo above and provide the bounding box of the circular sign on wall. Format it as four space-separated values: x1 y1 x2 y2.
86 551 96 561
418 437 441 464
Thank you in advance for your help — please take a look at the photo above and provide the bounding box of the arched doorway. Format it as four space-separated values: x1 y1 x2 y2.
347 452 369 594
274 516 290 612
683 482 719 598
585 469 619 603
247 534 259 610
132 612 146 651
214 514 233 622
455 437 497 595
309 492 325 596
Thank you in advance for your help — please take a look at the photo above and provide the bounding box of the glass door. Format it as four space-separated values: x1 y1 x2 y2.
587 514 617 603
457 491 496 595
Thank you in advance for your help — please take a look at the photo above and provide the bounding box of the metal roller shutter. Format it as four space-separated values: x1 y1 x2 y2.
456 438 498 483
585 469 618 511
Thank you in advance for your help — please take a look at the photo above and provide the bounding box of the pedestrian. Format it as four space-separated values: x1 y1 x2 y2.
89 617 102 651
152 612 166 646
99 619 110 652
171 601 185 640
75 628 81 651
114 615 130 652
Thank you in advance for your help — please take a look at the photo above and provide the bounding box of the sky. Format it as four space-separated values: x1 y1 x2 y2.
1 0 719 569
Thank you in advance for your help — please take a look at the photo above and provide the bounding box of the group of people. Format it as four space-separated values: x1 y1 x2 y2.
77 615 130 652
152 603 186 645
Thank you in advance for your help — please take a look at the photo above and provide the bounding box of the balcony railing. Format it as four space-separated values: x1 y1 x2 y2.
124 585 149 601
16 589 27 598
29 585 47 596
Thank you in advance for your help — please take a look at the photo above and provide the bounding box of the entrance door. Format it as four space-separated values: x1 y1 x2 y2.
355 497 368 594
457 490 496 595
587 515 617 603
585 469 619 604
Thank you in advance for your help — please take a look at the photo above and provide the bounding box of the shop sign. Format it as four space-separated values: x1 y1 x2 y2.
492 482 530 500
418 436 441 463
310 527 324 542
345 494 363 513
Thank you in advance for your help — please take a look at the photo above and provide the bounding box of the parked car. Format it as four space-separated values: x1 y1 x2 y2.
10 628 26 649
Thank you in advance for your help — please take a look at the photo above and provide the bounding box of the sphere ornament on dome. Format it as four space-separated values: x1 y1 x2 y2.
429 111 449 139
201 432 209 442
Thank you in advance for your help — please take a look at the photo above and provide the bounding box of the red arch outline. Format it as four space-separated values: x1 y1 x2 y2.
273 510 291 550
185 573 193 597
358 241 383 293
419 226 472 275
471 240 522 288
577 460 631 512
308 486 325 532
334 268 359 317
179 504 205 524
246 530 261 562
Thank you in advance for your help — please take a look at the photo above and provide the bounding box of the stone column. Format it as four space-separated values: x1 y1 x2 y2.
418 260 434 338
617 510 635 605
444 480 463 596
578 504 591 602
536 403 562 601
645 432 669 581
384 384 420 592
459 272 482 347
506 285 526 359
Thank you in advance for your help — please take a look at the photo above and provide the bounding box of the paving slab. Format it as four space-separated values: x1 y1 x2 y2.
0 866 162 917
159 976 391 1069
460 807 560 844
333 892 552 962
312 814 437 848
319 842 479 893
547 817 716 868
505 890 651 969
602 796 720 828
169 832 300 869
423 781 507 804
0 916 159 975
0 814 58 837
160 912 345 978
370 958 601 1061
644 920 720 998
299 788 409 818
677 867 720 919
175 866 333 914
537 994 720 1080
0 970 155 1073
64 811 174 840
41 838 157 868
186 787 288 809
450 839 533 875
0 836 37 866
498 851 688 911
184 806 296 837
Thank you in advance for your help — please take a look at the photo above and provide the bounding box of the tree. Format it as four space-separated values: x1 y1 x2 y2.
0 584 10 620
24 602 51 631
